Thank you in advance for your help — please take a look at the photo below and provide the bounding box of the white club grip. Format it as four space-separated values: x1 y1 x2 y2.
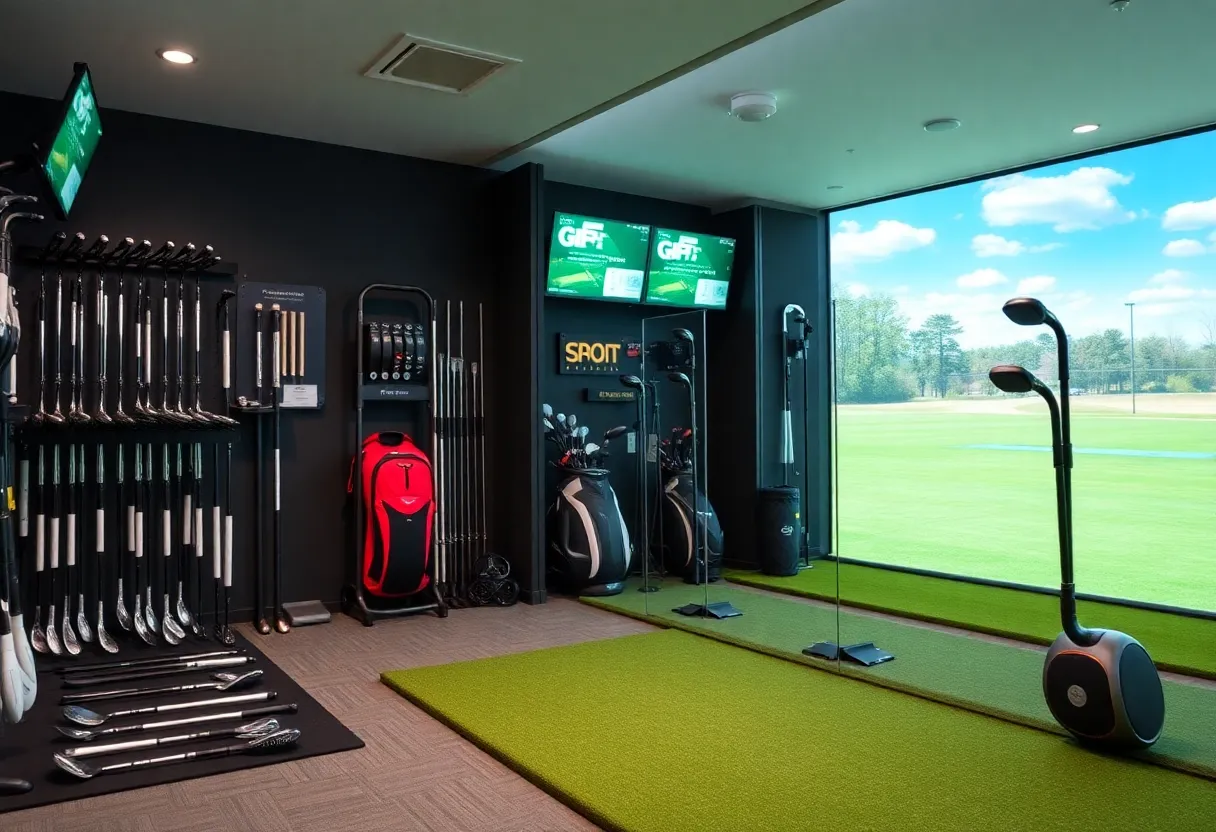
162 509 171 557
272 332 280 388
144 316 152 384
35 515 45 572
274 450 281 510
49 517 60 569
194 507 203 556
66 514 76 566
222 331 231 389
182 495 193 544
223 515 233 588
70 301 77 346
212 507 222 579
96 509 105 552
127 506 136 552
135 512 144 559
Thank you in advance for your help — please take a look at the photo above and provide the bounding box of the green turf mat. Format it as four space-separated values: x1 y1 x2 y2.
382 630 1216 832
581 580 1216 781
723 563 1216 679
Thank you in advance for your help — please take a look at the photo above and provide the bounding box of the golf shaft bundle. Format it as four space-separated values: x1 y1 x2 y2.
435 301 488 604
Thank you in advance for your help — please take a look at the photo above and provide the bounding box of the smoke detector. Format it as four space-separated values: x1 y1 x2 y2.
364 34 519 95
729 92 777 122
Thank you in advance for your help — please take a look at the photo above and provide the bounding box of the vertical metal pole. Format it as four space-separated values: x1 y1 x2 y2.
1125 301 1136 415
477 303 487 560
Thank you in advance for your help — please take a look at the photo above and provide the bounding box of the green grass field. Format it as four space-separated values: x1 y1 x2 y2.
837 394 1216 612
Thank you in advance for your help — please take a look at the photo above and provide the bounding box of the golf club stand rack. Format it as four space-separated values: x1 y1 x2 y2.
228 281 329 635
757 303 813 577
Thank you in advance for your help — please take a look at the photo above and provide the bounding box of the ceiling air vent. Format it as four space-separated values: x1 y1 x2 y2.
364 35 519 95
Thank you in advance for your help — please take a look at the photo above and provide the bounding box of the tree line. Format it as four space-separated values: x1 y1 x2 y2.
833 293 1216 404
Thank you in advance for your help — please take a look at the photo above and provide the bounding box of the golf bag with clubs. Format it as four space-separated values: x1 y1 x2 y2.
348 432 434 599
547 468 632 597
659 469 723 584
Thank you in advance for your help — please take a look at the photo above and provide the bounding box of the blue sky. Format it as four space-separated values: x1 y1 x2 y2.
830 130 1216 349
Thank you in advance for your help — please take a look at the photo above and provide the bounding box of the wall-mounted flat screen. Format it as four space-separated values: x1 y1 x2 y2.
546 212 651 302
643 229 736 309
40 63 102 220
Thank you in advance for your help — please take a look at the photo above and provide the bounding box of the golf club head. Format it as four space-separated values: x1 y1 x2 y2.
988 364 1040 394
62 704 107 727
238 717 281 737
578 426 589 439
542 403 553 418
249 728 301 751
667 372 691 387
672 327 694 343
1002 297 1053 327
55 725 95 740
216 669 264 690
619 374 643 390
53 752 97 780
604 425 628 441
568 413 577 429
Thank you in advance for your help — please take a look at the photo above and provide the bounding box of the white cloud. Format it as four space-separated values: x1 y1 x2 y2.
1030 242 1064 253
845 282 870 298
1163 239 1208 257
971 234 1024 257
957 268 1008 288
980 167 1136 232
1127 282 1216 304
1017 276 1057 294
1149 269 1188 286
1161 196 1216 231
953 213 965 221
830 219 935 265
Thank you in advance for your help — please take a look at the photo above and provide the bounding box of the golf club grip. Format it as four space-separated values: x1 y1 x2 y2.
162 509 171 558
66 512 76 566
35 513 44 571
212 506 222 578
63 656 253 687
59 649 239 675
194 505 203 556
129 690 274 716
183 494 192 544
222 329 230 390
49 516 59 569
223 514 233 587
0 777 31 795
127 505 135 552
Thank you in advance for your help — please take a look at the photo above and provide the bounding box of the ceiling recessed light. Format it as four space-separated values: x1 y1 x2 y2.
923 118 961 133
1072 123 1100 134
728 92 778 122
157 49 195 65
827 185 844 191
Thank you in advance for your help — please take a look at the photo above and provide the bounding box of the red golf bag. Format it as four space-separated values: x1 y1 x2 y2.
348 432 434 599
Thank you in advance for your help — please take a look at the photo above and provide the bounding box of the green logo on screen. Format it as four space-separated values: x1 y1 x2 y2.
657 236 702 262
557 221 607 250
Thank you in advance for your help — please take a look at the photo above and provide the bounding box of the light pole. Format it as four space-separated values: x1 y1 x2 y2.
1125 301 1136 414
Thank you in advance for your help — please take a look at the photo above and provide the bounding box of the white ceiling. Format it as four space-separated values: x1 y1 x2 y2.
505 0 1216 210
0 0 823 165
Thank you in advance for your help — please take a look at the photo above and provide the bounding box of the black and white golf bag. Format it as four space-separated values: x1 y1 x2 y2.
547 469 632 596
661 472 723 584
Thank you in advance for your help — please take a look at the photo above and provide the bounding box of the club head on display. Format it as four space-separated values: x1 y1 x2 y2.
619 374 643 390
672 327 694 343
1001 297 1053 327
542 403 553 418
667 372 691 387
604 426 628 441
988 365 1039 394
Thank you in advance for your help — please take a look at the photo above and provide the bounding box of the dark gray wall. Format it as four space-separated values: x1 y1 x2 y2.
0 91 545 614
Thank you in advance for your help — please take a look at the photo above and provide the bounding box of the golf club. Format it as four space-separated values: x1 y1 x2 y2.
55 703 297 742
45 444 63 655
94 444 118 653
270 304 288 634
62 655 255 688
115 444 131 632
30 232 66 426
55 727 301 778
60 669 263 705
64 690 277 727
62 443 81 655
58 648 240 675
58 716 280 760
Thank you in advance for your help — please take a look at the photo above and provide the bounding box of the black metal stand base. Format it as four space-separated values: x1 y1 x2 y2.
673 601 743 619
342 583 448 626
802 641 895 666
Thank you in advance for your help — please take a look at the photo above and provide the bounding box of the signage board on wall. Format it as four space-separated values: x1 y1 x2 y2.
558 333 642 375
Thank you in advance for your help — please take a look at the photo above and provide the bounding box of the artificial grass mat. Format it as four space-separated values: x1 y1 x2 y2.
382 630 1216 832
722 562 1216 679
581 579 1216 781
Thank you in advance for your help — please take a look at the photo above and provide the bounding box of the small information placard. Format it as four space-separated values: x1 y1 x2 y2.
282 385 318 409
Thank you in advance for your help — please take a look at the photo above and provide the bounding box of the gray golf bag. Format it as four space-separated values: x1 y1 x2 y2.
547 469 632 596
661 472 723 584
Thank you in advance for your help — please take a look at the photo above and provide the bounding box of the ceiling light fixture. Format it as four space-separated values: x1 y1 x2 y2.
923 118 961 133
729 92 778 122
157 49 195 65
1072 123 1101 134
1109 0 1131 11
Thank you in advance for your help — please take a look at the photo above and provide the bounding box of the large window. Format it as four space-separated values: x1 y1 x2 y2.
830 130 1216 612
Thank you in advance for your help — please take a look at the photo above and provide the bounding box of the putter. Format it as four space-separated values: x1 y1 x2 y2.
75 445 93 645
61 669 263 705
54 727 301 778
45 445 63 655
271 305 289 634
57 716 279 759
54 702 297 741
95 444 118 653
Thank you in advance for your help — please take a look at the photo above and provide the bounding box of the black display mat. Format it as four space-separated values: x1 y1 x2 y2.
0 632 363 815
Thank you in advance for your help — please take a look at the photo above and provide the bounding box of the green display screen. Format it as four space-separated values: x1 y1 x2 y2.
644 228 736 309
546 213 651 302
42 67 102 220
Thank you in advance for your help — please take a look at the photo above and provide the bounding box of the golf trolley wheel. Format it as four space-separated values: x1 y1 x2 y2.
466 579 496 607
493 579 520 606
473 554 511 580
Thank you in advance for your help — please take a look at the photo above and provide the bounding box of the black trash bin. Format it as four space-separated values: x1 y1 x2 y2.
756 486 801 576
